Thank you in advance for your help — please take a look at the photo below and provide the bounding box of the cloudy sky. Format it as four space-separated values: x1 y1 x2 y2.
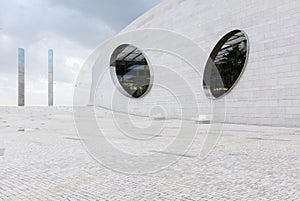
0 0 161 106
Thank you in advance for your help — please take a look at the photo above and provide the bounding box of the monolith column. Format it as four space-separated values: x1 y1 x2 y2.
48 49 53 106
18 48 25 106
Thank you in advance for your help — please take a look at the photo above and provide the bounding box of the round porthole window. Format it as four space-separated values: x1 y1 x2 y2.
203 30 249 99
110 44 151 98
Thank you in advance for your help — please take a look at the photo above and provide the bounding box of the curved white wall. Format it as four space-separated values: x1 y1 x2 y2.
90 0 300 127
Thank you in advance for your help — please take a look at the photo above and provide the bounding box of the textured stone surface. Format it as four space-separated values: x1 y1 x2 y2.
0 107 299 200
90 0 300 127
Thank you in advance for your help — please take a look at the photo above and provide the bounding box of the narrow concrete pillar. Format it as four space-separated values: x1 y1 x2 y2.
48 49 53 106
18 48 25 106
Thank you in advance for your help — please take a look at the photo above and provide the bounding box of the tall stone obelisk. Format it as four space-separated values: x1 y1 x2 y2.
48 49 53 106
18 48 25 106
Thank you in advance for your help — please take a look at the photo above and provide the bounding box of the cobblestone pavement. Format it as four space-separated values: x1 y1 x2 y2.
0 107 299 200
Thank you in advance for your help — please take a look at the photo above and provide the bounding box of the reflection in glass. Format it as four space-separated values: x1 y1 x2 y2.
111 44 151 98
203 30 248 98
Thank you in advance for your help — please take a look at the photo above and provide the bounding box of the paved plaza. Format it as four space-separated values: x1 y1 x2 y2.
0 107 299 200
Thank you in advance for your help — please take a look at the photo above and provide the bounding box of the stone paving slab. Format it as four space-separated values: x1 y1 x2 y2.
0 107 299 200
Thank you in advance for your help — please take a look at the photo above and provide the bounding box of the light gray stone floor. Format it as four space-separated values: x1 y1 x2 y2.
0 107 299 200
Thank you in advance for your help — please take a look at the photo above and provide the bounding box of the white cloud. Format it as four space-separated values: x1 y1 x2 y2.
0 0 162 106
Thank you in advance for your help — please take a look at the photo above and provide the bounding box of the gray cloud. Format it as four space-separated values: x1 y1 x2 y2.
48 0 162 31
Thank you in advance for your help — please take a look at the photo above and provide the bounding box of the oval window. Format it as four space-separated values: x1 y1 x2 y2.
110 44 151 98
203 30 249 99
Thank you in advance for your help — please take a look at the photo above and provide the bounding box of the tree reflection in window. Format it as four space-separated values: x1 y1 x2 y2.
203 30 248 98
111 44 151 98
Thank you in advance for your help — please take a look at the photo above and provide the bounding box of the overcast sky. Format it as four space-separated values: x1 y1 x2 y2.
0 0 162 106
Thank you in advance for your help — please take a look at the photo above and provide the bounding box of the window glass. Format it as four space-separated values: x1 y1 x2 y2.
110 44 151 98
203 30 248 99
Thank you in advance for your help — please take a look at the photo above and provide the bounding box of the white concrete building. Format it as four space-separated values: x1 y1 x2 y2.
88 0 300 127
